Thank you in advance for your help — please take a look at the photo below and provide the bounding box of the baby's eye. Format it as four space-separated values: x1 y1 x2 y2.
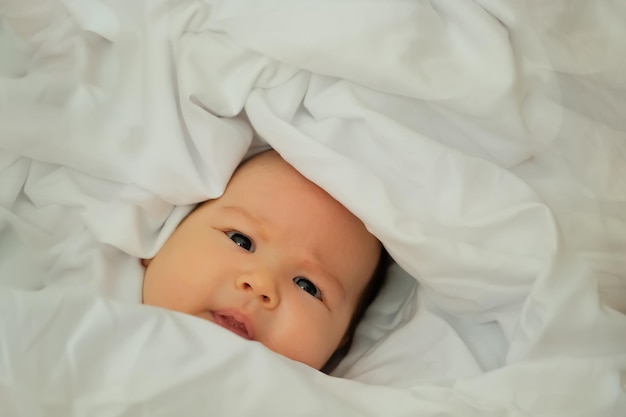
293 277 323 301
226 231 255 252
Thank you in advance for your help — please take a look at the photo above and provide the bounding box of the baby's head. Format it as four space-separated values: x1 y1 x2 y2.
142 150 387 372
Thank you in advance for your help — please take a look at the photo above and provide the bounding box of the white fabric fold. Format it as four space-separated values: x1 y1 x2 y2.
1 0 624 415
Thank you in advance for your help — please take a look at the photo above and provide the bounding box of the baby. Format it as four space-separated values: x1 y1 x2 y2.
142 150 388 373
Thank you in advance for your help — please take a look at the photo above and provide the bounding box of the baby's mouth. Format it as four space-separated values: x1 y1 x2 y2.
212 312 253 340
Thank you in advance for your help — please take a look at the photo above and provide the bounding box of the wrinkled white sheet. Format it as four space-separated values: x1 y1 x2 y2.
1 0 625 416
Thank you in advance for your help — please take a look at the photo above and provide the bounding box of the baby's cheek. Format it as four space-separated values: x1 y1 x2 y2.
142 263 187 311
141 270 160 306
269 311 343 369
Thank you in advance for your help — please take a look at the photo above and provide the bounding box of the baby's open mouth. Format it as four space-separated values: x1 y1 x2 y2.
213 312 252 340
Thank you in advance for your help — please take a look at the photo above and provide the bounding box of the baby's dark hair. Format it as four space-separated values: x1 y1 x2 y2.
320 246 391 374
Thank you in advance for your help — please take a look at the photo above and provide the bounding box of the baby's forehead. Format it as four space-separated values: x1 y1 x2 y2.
226 155 379 273
235 150 297 178
230 152 322 197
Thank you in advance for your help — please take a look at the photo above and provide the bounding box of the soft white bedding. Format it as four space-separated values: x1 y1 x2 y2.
1 0 625 416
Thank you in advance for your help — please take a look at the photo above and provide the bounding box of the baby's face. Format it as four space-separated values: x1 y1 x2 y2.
142 152 381 369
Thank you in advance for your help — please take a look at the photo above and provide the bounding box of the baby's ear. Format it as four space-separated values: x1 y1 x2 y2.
140 258 152 267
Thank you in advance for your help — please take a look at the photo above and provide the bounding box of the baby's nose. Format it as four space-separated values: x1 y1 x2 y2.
236 274 279 309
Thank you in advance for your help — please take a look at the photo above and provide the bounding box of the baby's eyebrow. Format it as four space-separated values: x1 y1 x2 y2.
221 205 272 242
222 205 262 223
307 258 346 302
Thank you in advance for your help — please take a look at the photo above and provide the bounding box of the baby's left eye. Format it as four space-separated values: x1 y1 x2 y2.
293 277 323 300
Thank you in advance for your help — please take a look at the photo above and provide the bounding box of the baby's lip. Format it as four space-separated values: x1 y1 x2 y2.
211 309 255 340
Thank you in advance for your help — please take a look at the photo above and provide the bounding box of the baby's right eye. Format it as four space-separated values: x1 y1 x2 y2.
226 231 255 252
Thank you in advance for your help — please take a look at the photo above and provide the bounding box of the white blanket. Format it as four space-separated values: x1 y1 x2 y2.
1 0 625 416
